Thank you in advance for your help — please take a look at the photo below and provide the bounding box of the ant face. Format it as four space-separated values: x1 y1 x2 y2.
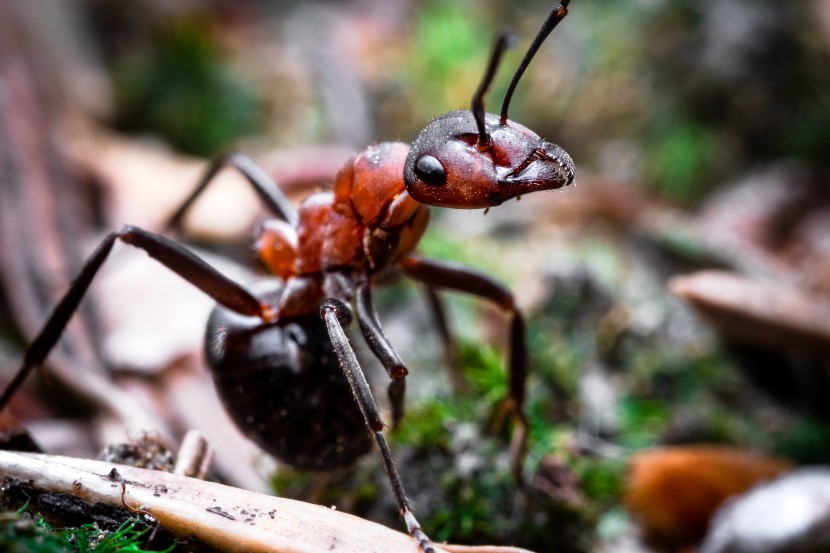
404 110 574 209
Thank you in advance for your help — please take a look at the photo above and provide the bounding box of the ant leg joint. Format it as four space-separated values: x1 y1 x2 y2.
320 298 353 326
403 511 435 553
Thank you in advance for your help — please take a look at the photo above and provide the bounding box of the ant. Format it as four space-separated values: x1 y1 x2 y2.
0 2 574 551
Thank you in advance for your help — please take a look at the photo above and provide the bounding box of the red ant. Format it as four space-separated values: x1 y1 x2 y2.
0 2 574 551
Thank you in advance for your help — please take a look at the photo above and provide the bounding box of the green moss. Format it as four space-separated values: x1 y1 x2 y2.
425 470 515 543
617 397 668 449
0 513 172 553
643 117 721 205
395 336 508 449
408 2 494 121
393 400 456 450
570 457 626 504
111 19 260 156
773 420 830 464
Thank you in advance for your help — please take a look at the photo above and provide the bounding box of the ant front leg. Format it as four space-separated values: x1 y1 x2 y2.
320 298 434 553
401 254 529 482
164 152 299 230
0 225 268 411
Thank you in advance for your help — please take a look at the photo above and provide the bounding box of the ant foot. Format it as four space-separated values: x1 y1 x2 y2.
403 510 436 553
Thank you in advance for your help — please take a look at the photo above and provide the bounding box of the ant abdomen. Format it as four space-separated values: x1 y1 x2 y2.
205 280 371 470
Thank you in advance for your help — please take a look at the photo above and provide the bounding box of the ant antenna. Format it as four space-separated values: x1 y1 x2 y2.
472 32 516 149
500 0 572 124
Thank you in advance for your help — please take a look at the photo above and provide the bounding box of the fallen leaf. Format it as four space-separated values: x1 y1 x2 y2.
625 445 792 549
670 271 830 353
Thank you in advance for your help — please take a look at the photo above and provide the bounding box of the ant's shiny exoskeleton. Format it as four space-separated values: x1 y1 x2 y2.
0 2 574 550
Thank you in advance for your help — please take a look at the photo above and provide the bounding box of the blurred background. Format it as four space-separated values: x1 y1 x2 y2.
1 0 829 552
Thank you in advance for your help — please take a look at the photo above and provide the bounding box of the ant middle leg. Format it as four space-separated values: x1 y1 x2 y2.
163 152 299 231
321 298 434 553
400 254 529 482
422 285 468 395
0 225 269 412
355 282 408 429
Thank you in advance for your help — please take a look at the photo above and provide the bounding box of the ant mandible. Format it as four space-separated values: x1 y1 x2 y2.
0 2 574 551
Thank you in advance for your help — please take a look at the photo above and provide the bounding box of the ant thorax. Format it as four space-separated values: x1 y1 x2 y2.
256 141 429 299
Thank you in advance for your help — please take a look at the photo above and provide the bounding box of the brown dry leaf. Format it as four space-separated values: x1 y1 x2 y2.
66 125 263 238
0 451 533 553
670 270 830 353
65 122 354 240
624 445 792 550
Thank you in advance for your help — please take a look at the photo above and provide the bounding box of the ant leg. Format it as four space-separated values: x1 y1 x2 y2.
355 282 408 429
164 153 299 230
422 285 467 394
386 379 406 432
321 298 434 553
0 225 268 412
401 255 529 482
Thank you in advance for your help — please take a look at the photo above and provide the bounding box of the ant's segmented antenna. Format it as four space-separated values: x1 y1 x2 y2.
500 0 572 124
472 32 516 149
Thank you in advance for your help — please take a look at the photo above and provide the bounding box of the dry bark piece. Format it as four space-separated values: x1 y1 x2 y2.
670 270 830 353
0 451 532 553
174 429 215 480
624 445 792 549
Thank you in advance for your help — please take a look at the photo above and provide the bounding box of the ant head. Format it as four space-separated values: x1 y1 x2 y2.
403 112 574 209
404 1 574 209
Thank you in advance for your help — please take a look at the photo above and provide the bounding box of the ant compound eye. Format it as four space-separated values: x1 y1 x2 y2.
413 155 446 186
